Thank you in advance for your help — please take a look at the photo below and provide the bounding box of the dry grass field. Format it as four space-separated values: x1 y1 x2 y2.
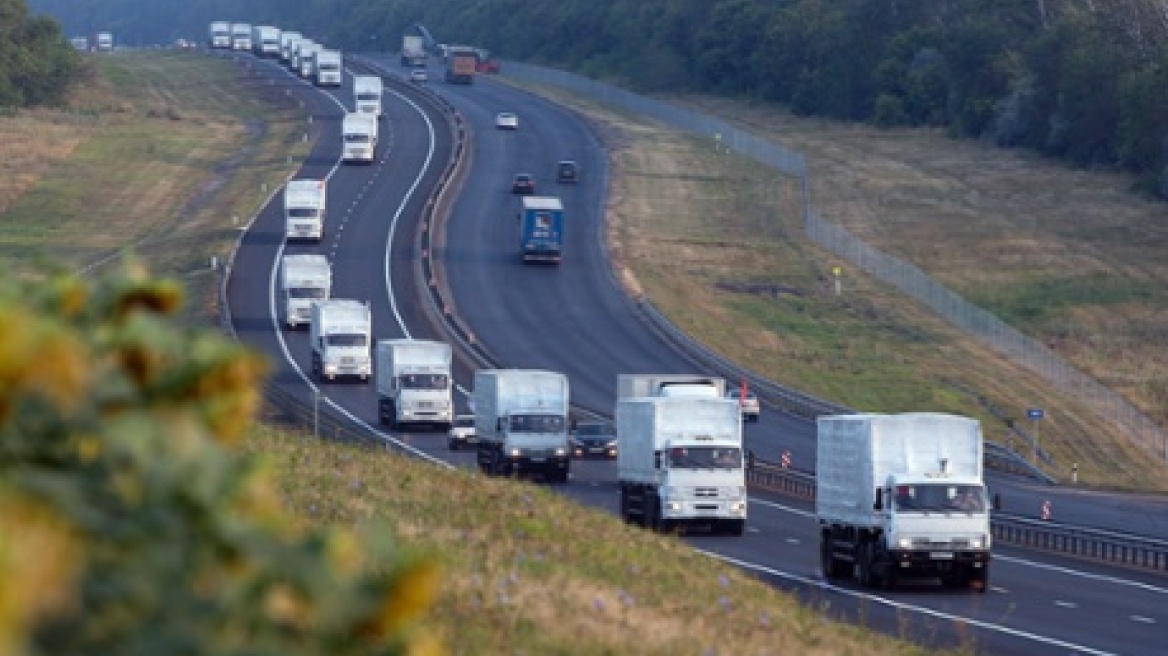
512 82 1168 492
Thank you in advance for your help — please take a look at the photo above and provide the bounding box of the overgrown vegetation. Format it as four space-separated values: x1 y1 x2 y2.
0 0 81 107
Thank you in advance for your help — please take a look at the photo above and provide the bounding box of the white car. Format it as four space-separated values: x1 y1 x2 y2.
408 68 427 83
727 388 761 422
448 415 477 451
495 112 518 130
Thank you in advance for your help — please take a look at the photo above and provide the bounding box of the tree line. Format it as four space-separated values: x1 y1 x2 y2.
1 0 80 107
26 0 1168 189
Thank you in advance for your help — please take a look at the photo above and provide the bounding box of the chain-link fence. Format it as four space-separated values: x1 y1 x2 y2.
502 61 1167 463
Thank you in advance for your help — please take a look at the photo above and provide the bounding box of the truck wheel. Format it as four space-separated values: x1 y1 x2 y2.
856 542 877 588
971 565 989 593
448 439 458 451
726 519 745 537
647 496 662 532
820 535 848 580
620 489 632 523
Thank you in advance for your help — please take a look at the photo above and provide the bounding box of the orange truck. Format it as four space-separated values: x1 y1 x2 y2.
445 47 477 84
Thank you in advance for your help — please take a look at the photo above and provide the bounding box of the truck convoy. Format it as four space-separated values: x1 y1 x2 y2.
279 254 331 329
401 34 427 67
310 300 372 382
209 22 231 49
616 374 747 535
445 46 477 84
252 25 281 57
279 31 302 63
353 75 383 117
341 113 378 164
376 340 454 431
474 370 571 483
519 196 565 263
284 179 326 242
230 23 252 51
817 413 992 592
314 49 343 86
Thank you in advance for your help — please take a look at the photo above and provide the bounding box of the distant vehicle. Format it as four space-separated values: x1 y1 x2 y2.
408 68 428 83
279 254 331 329
401 34 427 67
314 49 343 86
570 421 617 459
342 113 378 164
495 112 518 130
727 387 760 422
70 36 89 51
448 415 477 451
518 196 564 263
473 369 570 482
252 25 281 57
353 75 383 116
230 23 252 51
284 179 326 242
445 46 477 84
278 31 302 62
96 32 114 51
556 160 579 183
511 173 535 195
208 22 231 49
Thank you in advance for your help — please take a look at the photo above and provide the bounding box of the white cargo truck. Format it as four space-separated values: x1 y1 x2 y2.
314 49 343 86
352 75 383 117
474 370 570 483
96 32 114 51
284 179 326 241
401 34 427 67
616 374 726 400
209 22 231 49
298 43 321 78
290 39 313 72
252 25 281 57
230 23 252 51
310 300 372 382
376 340 453 431
817 413 992 592
279 254 331 329
616 394 746 536
341 113 378 164
279 31 302 63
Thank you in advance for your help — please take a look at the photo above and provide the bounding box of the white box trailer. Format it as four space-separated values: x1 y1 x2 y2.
310 300 371 382
617 374 726 400
353 75 383 117
314 49 343 86
230 23 252 51
208 22 231 49
284 179 326 241
817 413 991 592
341 113 378 164
280 254 331 329
473 370 570 482
376 339 453 431
617 396 746 535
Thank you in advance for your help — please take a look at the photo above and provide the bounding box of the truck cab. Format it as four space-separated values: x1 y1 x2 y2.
310 300 372 382
314 50 343 86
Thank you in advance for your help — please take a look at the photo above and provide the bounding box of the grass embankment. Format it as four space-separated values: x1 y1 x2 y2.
506 82 1168 492
0 52 960 655
0 50 308 325
251 427 961 656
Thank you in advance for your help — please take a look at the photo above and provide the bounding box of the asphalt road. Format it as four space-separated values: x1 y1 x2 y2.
227 52 1168 655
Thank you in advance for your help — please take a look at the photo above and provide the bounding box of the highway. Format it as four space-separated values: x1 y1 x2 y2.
225 51 1168 655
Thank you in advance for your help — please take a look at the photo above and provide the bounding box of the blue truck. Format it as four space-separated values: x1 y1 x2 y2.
519 196 564 263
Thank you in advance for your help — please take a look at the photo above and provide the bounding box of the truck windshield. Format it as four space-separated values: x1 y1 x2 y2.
668 446 742 470
344 133 370 143
288 207 319 218
288 287 326 299
356 92 379 101
325 334 367 347
320 63 339 71
892 484 985 512
399 373 448 390
508 414 565 433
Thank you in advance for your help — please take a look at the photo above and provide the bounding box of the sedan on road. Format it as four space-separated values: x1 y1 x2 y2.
511 173 536 195
570 421 617 459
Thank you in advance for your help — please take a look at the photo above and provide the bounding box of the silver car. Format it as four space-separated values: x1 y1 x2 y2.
727 388 760 422
448 414 477 450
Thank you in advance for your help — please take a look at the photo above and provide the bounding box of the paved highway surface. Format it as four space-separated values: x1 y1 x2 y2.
226 52 1168 655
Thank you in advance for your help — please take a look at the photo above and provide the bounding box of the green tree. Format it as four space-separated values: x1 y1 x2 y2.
0 263 441 656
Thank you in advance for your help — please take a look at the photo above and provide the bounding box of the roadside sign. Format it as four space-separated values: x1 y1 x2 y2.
1027 408 1044 420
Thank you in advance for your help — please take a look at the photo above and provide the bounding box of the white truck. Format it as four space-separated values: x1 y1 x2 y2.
279 31 302 63
96 32 114 51
279 254 331 329
252 25 281 57
401 34 427 67
314 49 343 86
616 376 746 536
817 413 992 592
230 23 252 51
290 39 314 72
376 340 454 431
209 22 231 49
474 370 570 483
310 300 372 382
617 373 726 400
284 179 326 241
341 113 378 164
352 75 383 117
298 43 321 78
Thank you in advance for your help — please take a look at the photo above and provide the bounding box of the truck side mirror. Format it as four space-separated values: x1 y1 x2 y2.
873 488 883 511
654 451 662 469
497 418 504 431
993 492 1002 511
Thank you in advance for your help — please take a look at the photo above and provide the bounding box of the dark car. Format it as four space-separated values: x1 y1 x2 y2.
511 173 535 194
570 421 617 459
556 160 579 183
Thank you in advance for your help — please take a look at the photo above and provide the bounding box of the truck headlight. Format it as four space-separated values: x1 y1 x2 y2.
729 501 747 513
554 447 567 456
324 364 338 374
508 448 521 457
970 534 988 549
897 537 912 549
666 501 683 512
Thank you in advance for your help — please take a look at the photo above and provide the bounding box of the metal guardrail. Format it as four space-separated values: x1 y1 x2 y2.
747 459 1168 574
